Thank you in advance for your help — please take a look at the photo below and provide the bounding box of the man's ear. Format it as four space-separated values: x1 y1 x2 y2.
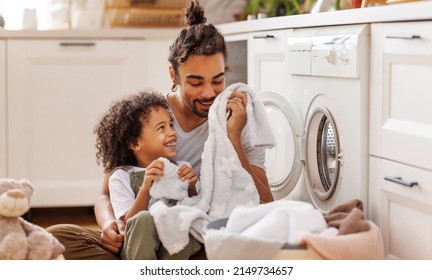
169 65 176 84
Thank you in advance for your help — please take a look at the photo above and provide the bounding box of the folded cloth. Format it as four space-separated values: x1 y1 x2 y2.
333 207 371 235
204 200 330 260
299 221 385 260
324 199 371 234
325 198 364 224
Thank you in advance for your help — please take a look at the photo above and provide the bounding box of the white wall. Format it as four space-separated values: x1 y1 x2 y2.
0 0 248 30
201 0 247 24
0 0 53 29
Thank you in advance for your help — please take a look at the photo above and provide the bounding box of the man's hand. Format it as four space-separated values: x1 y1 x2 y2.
226 91 247 141
178 163 198 196
100 219 125 255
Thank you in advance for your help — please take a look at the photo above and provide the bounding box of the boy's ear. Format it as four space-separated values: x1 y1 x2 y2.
129 141 141 151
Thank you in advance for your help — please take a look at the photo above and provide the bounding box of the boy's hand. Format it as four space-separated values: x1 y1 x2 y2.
142 159 165 191
178 163 198 196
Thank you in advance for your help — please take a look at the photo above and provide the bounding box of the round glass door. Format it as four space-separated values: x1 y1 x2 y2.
305 106 340 201
260 91 303 200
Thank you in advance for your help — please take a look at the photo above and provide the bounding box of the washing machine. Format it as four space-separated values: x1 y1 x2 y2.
262 24 370 214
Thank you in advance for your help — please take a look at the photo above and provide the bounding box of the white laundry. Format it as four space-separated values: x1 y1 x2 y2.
149 83 276 255
204 200 331 260
191 82 276 218
149 157 189 204
148 157 210 255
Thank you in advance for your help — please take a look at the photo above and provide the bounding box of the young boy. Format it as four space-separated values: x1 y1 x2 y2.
94 89 200 259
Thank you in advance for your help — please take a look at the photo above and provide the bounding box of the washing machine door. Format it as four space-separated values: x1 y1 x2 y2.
304 106 342 212
260 91 303 200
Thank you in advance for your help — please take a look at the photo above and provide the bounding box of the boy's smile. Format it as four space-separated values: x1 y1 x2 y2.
132 107 177 168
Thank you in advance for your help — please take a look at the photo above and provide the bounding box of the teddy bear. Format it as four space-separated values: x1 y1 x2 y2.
0 178 65 260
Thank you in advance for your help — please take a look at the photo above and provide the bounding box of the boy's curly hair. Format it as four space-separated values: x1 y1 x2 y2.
94 89 170 173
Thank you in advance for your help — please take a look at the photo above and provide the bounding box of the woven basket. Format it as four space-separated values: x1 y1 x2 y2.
104 0 189 27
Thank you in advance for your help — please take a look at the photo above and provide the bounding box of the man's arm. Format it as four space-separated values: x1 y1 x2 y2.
226 91 274 203
231 137 274 203
94 173 125 254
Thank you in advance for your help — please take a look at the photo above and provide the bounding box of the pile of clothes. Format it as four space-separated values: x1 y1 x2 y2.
204 199 385 260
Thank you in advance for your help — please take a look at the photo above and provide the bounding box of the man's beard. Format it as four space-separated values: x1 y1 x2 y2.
192 97 216 118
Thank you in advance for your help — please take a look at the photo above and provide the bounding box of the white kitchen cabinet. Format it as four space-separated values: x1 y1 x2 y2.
0 40 5 178
369 157 432 259
369 22 432 259
7 38 170 207
369 22 432 170
247 29 291 93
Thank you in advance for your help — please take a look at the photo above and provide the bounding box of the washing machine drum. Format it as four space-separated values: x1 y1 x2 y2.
304 106 341 204
261 91 342 207
261 91 303 200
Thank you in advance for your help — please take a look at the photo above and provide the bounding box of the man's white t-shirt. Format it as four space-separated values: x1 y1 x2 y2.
169 96 266 178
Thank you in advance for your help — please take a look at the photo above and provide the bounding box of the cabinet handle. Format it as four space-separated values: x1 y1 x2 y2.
384 176 418 187
59 42 96 47
385 34 421 40
253 35 275 39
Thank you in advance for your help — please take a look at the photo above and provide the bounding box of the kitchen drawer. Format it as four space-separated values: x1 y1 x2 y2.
248 29 291 54
369 156 432 259
381 21 432 55
247 29 291 93
370 22 432 171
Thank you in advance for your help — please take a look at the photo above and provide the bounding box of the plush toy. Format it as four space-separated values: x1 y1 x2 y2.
0 178 65 260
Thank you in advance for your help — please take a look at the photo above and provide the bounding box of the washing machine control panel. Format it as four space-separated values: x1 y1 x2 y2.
287 24 369 79
311 34 360 78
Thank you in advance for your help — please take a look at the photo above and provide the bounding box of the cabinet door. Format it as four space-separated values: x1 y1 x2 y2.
7 39 148 207
369 156 432 259
225 34 248 86
248 30 291 93
0 40 5 178
370 22 432 170
141 39 172 94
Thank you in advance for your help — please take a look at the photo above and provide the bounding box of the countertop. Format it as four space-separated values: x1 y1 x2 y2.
0 26 181 39
218 1 432 35
0 2 431 39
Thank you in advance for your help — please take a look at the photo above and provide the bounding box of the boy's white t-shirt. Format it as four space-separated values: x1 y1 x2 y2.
109 166 145 220
109 161 189 220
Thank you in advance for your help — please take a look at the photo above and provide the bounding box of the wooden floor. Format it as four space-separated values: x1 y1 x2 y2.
27 206 100 231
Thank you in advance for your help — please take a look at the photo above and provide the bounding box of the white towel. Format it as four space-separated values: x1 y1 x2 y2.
149 200 210 254
204 200 330 260
190 82 276 219
150 83 276 255
149 157 189 204
148 157 210 255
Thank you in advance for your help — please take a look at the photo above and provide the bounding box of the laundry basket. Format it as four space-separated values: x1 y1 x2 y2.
104 0 189 28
